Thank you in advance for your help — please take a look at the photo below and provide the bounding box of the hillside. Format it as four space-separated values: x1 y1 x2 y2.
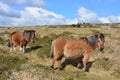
0 26 120 80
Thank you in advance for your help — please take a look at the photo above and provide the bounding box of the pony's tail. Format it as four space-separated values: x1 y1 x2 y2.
7 40 11 47
50 42 54 58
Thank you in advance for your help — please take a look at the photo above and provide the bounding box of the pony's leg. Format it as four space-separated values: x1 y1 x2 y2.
10 47 13 52
20 45 26 53
20 40 26 53
57 55 64 70
57 60 63 70
20 46 23 52
77 58 83 69
50 55 60 69
83 55 89 72
10 44 13 52
50 58 56 69
13 46 16 51
22 46 26 53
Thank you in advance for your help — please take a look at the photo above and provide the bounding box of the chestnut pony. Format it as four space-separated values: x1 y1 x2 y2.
50 33 105 71
8 30 35 53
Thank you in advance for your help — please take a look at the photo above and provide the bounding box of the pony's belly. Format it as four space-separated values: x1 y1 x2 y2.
64 50 84 59
14 42 20 46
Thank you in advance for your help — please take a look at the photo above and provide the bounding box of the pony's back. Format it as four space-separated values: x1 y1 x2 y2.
10 31 23 46
10 31 17 36
50 37 68 58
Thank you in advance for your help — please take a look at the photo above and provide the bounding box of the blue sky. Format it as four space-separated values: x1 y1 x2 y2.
45 0 120 18
0 0 120 26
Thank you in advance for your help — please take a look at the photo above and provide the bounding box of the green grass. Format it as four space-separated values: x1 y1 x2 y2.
112 67 120 79
0 26 120 80
28 32 73 58
0 55 27 80
94 58 113 70
0 37 4 44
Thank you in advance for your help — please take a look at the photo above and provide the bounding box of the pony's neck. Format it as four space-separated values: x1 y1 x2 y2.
86 36 98 49
22 31 31 42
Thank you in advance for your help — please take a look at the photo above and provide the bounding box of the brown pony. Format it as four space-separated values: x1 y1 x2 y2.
50 33 105 71
8 30 35 53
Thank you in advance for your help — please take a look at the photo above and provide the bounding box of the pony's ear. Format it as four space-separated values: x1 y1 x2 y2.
84 37 88 43
100 33 105 38
32 30 35 33
95 34 98 39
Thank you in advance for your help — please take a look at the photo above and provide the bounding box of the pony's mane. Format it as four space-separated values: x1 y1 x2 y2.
99 33 105 42
22 30 35 41
83 33 105 48
80 36 97 47
86 35 98 48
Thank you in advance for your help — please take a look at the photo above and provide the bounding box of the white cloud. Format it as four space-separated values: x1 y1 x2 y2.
0 0 66 26
76 7 100 23
1 0 46 8
108 16 120 23
27 0 46 8
0 2 120 26
99 16 120 23
65 18 78 25
99 17 110 23
1 0 26 5
0 16 16 26
0 2 20 18
13 7 66 26
75 7 120 24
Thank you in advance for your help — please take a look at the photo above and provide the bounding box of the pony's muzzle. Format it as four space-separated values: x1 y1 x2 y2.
99 48 104 51
32 40 35 43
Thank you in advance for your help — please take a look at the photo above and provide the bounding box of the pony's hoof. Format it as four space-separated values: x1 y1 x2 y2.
77 64 82 69
59 66 64 71
83 68 89 72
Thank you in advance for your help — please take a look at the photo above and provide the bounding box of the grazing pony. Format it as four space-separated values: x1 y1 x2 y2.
50 33 105 71
8 30 35 53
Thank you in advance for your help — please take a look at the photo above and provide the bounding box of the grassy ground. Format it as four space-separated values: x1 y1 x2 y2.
0 26 120 80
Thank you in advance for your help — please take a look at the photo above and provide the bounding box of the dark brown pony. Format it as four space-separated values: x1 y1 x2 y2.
50 33 105 71
8 30 35 53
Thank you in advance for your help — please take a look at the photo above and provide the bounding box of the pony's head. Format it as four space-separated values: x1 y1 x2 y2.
23 30 36 43
86 33 105 51
30 30 36 43
95 33 105 51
